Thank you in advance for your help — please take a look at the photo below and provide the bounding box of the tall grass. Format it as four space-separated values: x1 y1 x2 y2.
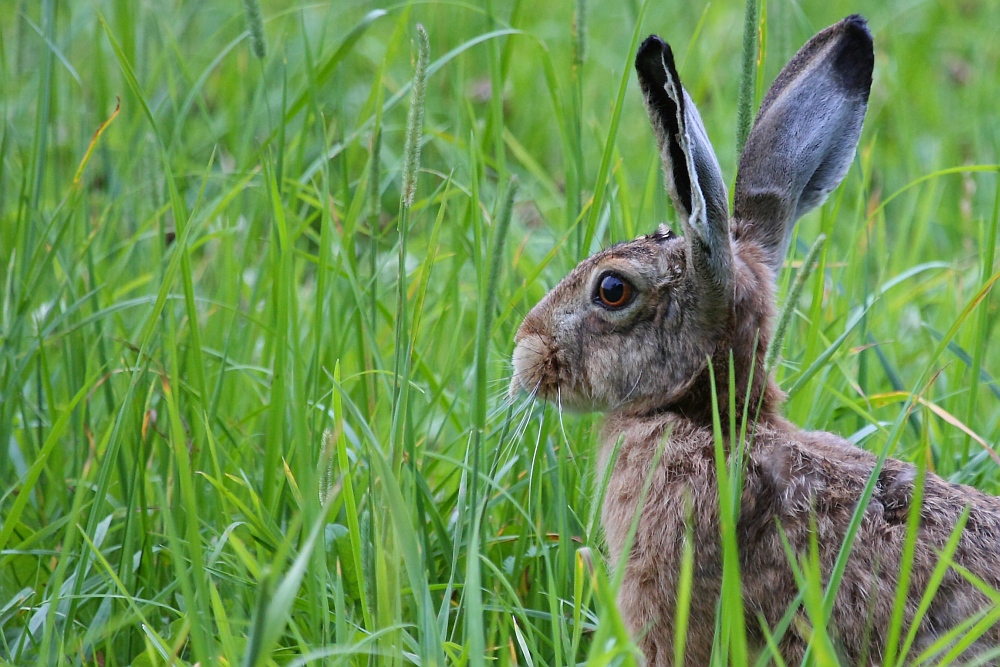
1 0 999 665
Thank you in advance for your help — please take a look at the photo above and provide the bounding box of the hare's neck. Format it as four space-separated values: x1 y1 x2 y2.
664 246 786 428
666 346 783 428
606 345 783 430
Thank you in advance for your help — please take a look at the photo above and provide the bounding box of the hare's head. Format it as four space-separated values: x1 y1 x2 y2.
510 16 873 420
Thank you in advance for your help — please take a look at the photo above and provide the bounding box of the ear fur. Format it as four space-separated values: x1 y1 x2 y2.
734 15 874 274
636 36 732 292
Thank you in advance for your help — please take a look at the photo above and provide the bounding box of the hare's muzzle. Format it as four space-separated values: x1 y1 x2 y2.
509 332 554 400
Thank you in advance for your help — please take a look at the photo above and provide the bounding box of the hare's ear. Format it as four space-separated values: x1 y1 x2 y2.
734 15 874 274
636 36 732 292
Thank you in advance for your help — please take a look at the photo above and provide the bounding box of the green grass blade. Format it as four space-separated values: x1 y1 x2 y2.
581 0 650 254
735 0 759 156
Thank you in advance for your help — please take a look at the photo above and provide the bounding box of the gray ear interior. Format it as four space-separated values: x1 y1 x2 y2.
734 15 874 273
636 35 731 288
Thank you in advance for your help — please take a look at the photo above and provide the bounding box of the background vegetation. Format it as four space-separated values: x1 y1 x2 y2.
1 0 999 664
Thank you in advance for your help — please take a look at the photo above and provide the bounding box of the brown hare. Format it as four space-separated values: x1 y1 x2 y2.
509 15 1000 666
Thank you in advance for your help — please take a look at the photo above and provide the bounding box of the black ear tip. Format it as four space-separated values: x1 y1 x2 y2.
635 34 675 81
638 34 666 57
833 14 875 95
842 14 871 36
839 14 874 52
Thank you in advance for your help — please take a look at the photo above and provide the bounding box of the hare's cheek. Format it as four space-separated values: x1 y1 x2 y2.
578 339 630 408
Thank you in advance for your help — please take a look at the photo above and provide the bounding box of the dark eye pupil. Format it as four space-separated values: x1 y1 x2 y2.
602 276 624 303
597 274 632 308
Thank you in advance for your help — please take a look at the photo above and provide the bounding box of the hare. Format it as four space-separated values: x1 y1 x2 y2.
509 15 1000 666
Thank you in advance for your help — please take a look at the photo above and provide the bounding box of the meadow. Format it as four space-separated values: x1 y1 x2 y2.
1 0 1000 665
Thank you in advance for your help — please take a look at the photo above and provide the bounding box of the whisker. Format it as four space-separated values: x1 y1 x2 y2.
526 400 546 500
502 394 537 461
490 371 543 425
614 369 645 411
555 385 574 451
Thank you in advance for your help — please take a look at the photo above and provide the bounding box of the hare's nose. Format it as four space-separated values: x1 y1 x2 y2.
514 309 549 344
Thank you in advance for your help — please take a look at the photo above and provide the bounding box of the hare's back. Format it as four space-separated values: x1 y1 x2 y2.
754 422 1000 545
745 423 1000 659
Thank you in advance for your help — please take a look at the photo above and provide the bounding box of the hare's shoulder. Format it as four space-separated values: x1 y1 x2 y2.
749 423 888 516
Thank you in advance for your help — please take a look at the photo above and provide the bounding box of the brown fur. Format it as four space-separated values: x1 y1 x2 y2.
600 413 1000 665
510 15 1000 666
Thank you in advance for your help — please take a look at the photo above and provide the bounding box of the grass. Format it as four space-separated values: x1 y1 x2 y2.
2 0 1000 665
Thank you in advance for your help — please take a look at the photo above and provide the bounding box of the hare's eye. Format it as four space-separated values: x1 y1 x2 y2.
595 273 634 309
